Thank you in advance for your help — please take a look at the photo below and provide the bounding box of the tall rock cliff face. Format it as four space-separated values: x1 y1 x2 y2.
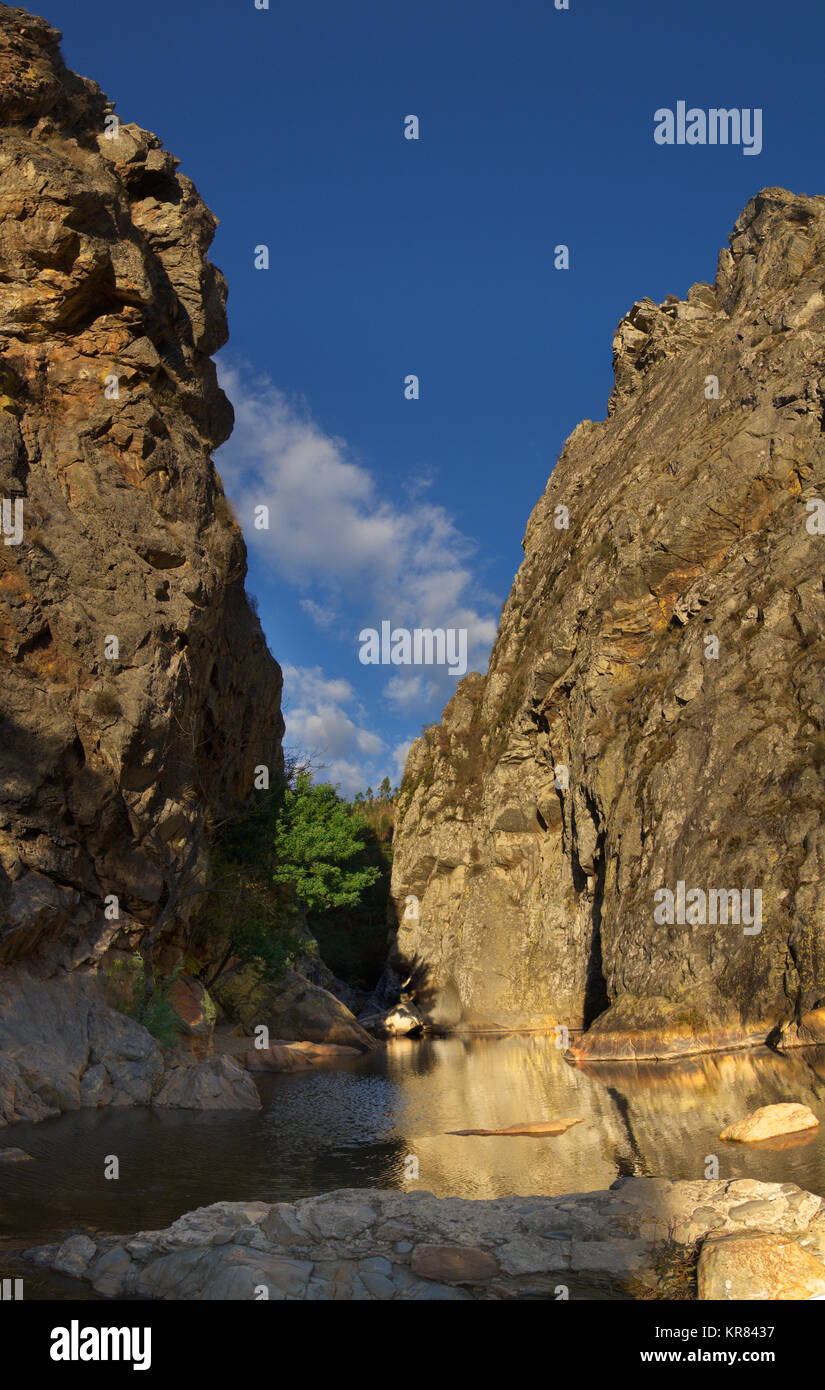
0 7 284 976
391 188 825 1057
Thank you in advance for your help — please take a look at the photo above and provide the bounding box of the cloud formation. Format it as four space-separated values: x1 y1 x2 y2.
216 364 498 665
215 363 498 792
282 663 413 796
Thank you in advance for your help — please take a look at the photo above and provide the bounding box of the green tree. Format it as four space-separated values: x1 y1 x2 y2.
379 776 391 800
271 774 380 912
195 782 303 988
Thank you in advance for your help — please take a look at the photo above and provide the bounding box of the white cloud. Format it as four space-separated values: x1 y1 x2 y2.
282 663 395 796
216 365 501 792
385 672 437 710
390 737 415 783
300 598 337 630
216 363 499 682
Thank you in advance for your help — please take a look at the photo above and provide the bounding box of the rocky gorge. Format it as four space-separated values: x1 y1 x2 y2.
2 3 825 1309
390 187 825 1060
0 5 372 1131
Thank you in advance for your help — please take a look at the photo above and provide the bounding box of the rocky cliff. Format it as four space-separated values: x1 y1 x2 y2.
0 6 283 977
390 188 825 1057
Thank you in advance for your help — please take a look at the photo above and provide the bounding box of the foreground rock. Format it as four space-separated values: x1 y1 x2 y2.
390 187 825 1051
719 1102 819 1143
25 1177 825 1301
698 1231 825 1300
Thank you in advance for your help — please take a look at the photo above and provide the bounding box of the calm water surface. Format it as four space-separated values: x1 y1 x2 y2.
2 1036 825 1294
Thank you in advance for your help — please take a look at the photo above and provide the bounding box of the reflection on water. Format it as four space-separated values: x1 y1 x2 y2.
2 1037 825 1268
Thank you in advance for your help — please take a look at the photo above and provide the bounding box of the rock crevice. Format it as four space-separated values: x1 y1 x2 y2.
391 188 825 1053
0 7 284 977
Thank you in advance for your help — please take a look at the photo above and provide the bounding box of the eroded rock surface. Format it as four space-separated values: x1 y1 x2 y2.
391 188 825 1052
24 1176 825 1301
0 6 283 977
152 1053 260 1110
211 964 375 1051
0 966 267 1123
698 1230 825 1300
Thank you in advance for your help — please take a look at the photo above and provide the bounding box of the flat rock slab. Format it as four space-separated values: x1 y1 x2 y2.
410 1244 500 1283
719 1102 819 1142
244 1045 315 1073
698 1232 825 1300
448 1119 582 1137
24 1177 825 1301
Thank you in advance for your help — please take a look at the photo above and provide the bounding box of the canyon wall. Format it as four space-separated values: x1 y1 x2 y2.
391 188 825 1057
0 6 284 977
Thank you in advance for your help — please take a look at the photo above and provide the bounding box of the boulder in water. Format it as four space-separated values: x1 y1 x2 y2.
719 1103 819 1142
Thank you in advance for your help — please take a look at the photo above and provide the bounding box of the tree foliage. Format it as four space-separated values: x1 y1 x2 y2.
271 773 380 911
192 769 384 990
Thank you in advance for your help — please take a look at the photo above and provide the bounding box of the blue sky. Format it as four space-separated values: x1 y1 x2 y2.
43 0 825 792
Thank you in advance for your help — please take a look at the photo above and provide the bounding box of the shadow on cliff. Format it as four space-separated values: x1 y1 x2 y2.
0 692 273 970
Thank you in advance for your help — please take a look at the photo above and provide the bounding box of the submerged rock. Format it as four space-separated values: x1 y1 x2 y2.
447 1118 583 1137
242 1039 362 1072
0 1145 32 1162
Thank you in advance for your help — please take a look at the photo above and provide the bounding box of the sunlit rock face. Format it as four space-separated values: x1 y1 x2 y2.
0 8 283 973
391 188 825 1051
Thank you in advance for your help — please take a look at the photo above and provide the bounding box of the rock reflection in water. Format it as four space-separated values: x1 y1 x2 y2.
381 1037 825 1200
1 1037 824 1264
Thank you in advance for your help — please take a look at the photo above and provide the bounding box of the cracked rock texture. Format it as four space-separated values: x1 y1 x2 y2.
25 1177 825 1300
0 6 283 976
391 188 825 1054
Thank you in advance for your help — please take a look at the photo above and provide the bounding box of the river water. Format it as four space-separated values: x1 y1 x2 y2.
2 1035 825 1296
